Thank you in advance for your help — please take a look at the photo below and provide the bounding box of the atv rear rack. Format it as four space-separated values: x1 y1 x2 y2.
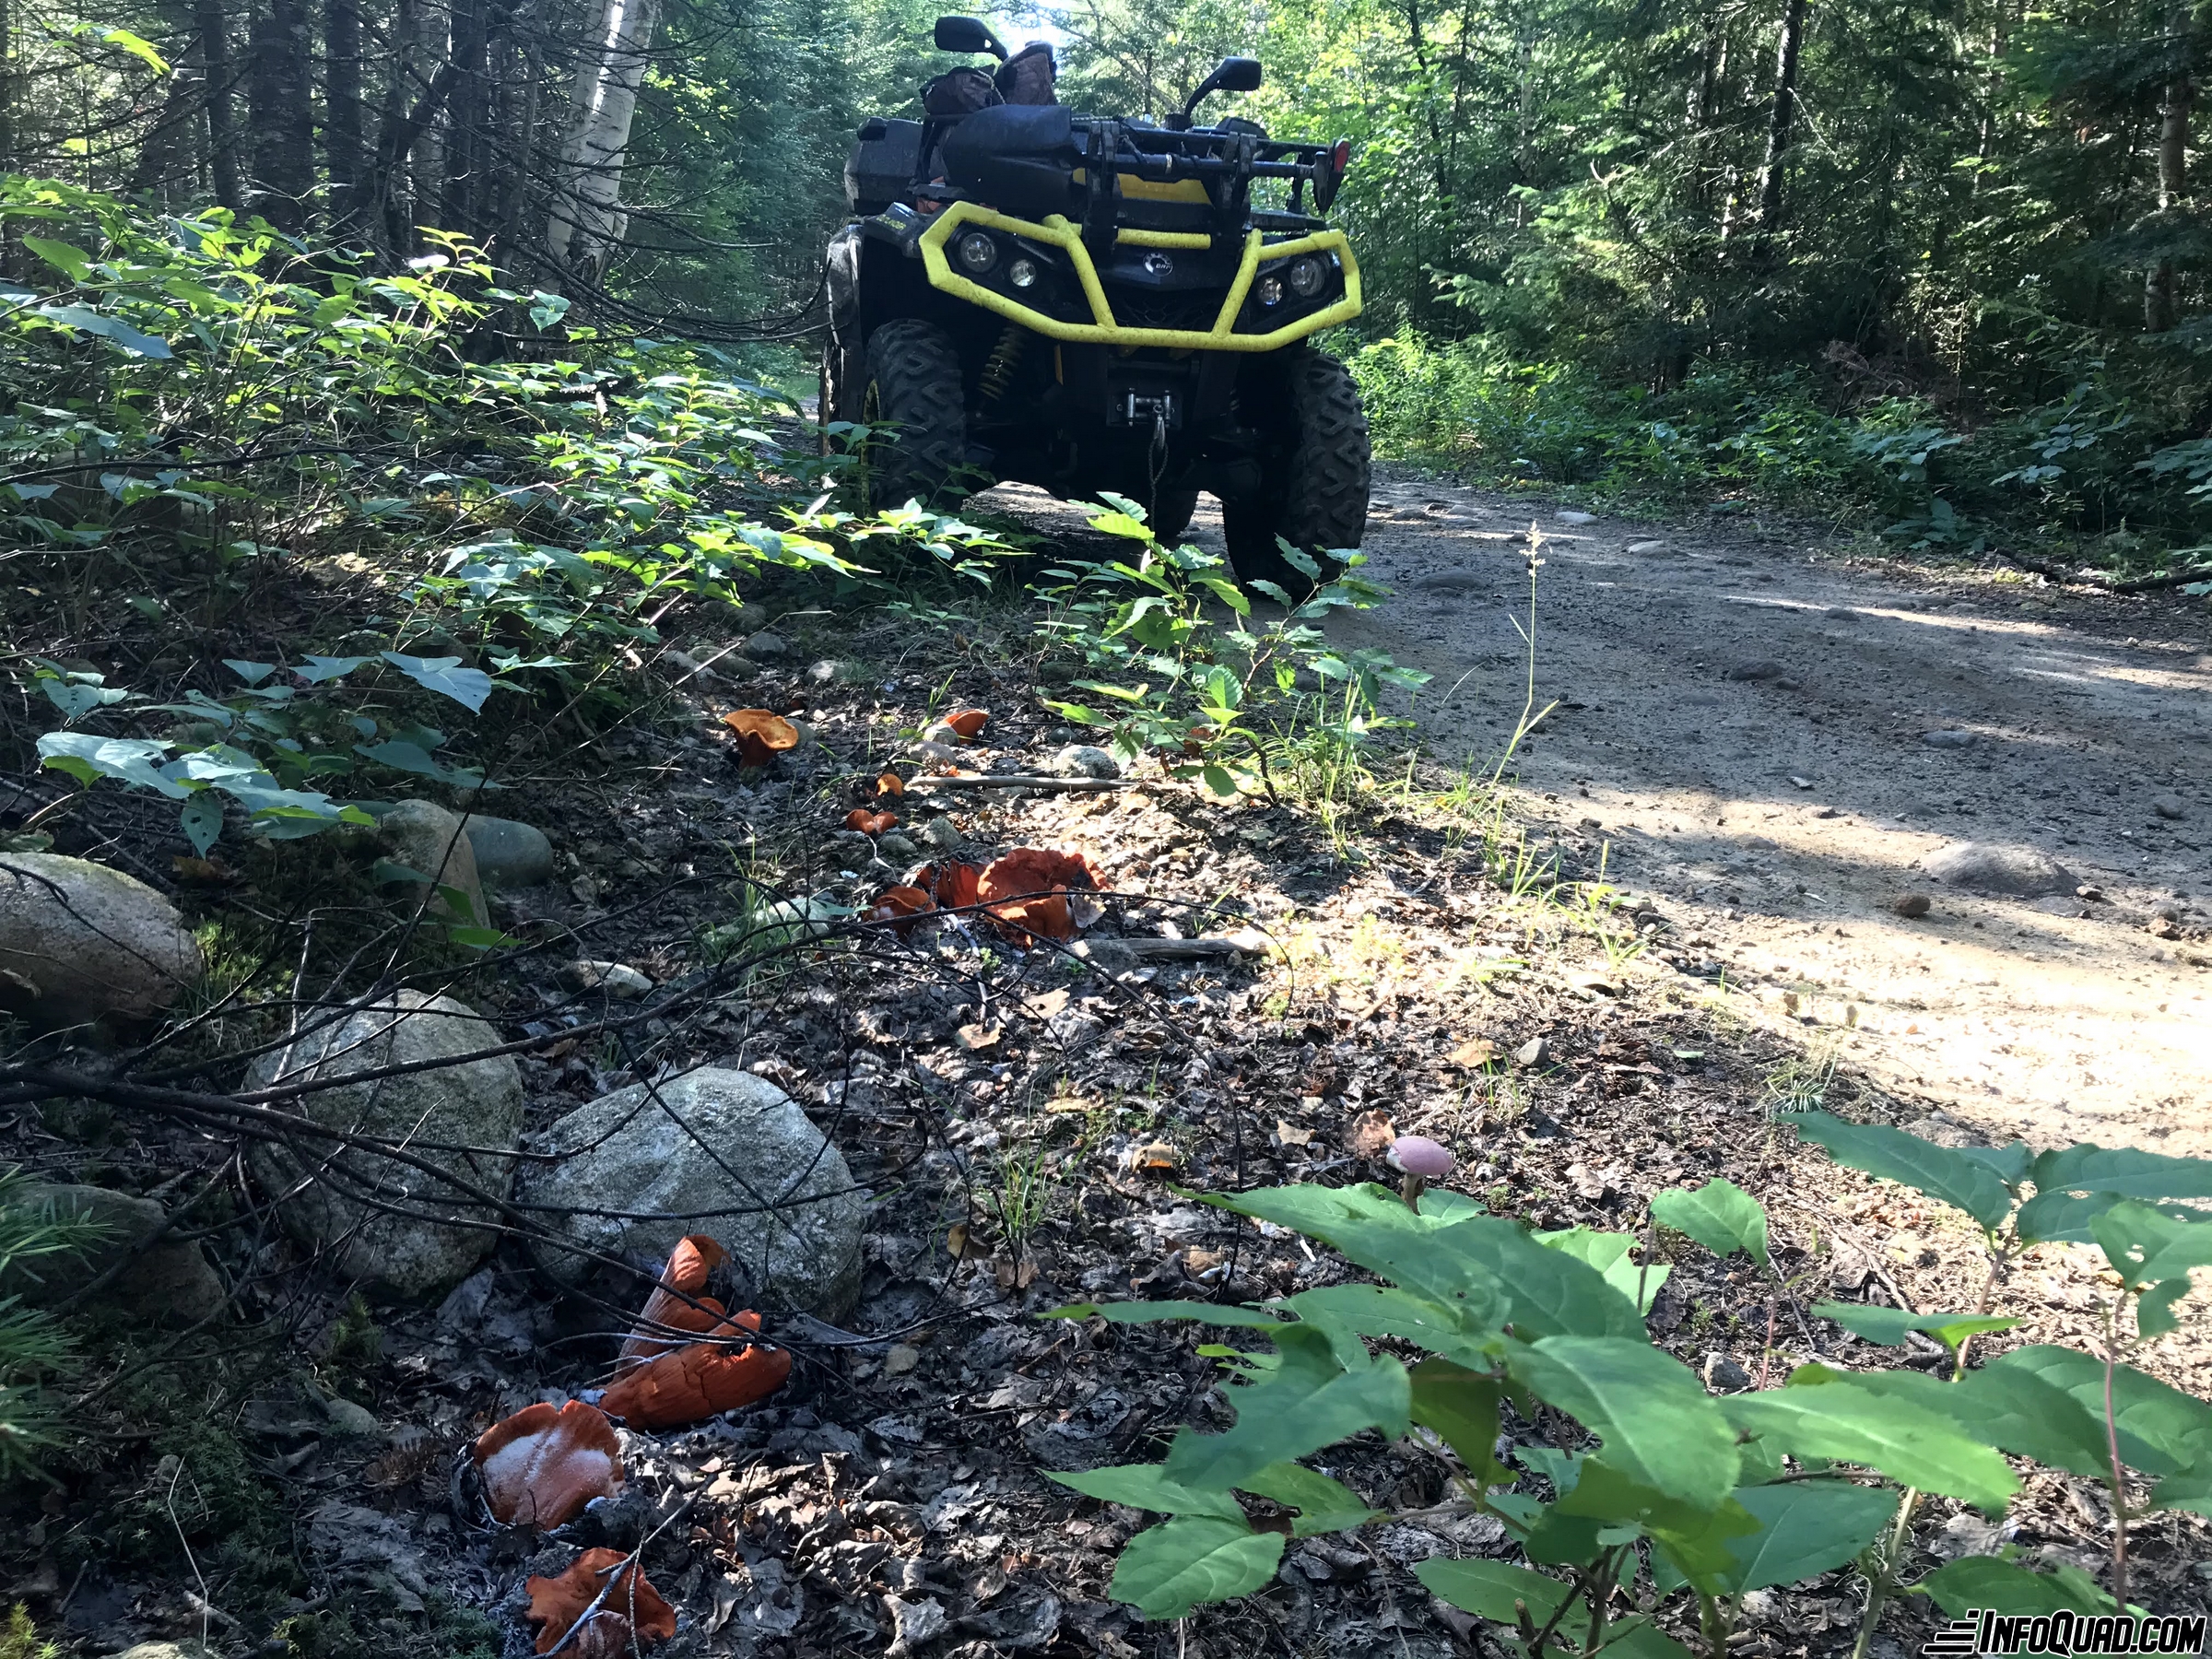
913 199 1361 352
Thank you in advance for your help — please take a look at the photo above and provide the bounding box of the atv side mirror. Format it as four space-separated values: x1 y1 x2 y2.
1181 54 1263 121
935 15 1007 60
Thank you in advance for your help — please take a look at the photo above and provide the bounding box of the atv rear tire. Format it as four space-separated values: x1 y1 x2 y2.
861 319 968 511
1148 489 1199 545
1221 348 1369 595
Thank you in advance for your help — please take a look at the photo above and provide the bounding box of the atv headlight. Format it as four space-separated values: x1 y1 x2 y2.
1008 256 1040 289
956 231 1000 275
1256 276 1285 306
1287 255 1327 299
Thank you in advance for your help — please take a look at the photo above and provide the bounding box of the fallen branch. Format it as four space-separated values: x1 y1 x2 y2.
906 773 1137 793
1994 545 2212 594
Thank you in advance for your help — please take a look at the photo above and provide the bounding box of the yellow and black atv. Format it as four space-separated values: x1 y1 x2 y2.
821 15 1369 592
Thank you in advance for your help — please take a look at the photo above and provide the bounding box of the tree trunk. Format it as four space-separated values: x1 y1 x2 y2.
246 0 316 230
324 0 365 206
1755 0 1806 242
195 0 244 209
442 0 486 233
547 0 663 283
2147 0 2192 332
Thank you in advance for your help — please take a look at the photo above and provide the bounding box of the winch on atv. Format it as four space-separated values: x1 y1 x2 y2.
820 15 1371 592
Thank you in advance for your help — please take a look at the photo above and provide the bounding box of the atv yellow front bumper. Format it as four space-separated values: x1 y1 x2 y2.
915 199 1361 353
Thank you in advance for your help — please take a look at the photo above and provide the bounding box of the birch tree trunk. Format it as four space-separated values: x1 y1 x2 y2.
2147 0 2193 333
547 0 662 284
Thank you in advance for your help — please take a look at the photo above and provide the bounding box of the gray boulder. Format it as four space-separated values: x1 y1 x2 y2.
0 1182 227 1324
0 853 203 1027
1924 841 2075 898
377 800 487 926
247 992 524 1299
1051 745 1121 780
520 1066 865 1315
462 816 555 888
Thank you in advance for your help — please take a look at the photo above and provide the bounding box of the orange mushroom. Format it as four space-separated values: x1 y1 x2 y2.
876 771 904 797
598 1322 793 1430
525 1548 677 1657
844 808 899 836
719 709 799 767
472 1400 624 1528
979 847 1111 944
618 1235 731 1374
946 708 989 738
917 861 982 910
865 885 937 936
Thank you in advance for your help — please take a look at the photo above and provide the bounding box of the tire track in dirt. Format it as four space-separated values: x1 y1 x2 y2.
1313 475 2211 1154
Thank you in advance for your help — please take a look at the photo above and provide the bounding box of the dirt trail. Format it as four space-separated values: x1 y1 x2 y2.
1304 476 2210 1155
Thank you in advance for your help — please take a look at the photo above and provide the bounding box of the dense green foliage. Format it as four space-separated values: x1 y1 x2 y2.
1050 1114 2212 1648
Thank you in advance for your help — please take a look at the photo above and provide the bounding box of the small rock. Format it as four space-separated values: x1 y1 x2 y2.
1625 538 1667 554
461 816 555 888
377 800 488 927
2156 901 2184 924
911 739 964 763
1892 893 1933 919
0 853 203 1027
246 992 524 1300
743 629 789 660
1702 1353 1752 1392
520 1066 866 1314
921 719 961 746
806 659 839 684
2150 916 2183 940
560 959 653 998
1922 729 1980 748
1924 841 2076 898
877 832 920 863
0 1182 226 1324
322 1396 381 1436
1051 745 1121 780
919 816 965 852
1554 510 1595 524
1826 606 1857 619
1513 1036 1549 1067
1725 660 1786 682
2152 798 2188 821
1788 775 1814 790
2077 885 2106 902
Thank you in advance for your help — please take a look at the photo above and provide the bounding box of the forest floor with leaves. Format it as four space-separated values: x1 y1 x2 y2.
5 478 2211 1659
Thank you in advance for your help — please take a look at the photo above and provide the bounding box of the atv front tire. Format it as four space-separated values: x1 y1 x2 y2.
1221 348 1370 594
1147 489 1199 545
861 319 968 512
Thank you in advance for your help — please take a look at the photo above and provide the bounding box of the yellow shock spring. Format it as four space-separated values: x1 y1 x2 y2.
979 322 1028 405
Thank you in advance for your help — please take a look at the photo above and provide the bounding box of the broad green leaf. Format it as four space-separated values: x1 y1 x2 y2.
1947 1364 2114 1479
1235 1462 1380 1535
1163 1336 1410 1490
1508 1337 1740 1511
1558 1461 1757 1587
1811 1302 2019 1354
382 652 495 712
1523 1502 1606 1564
1283 1283 1503 1369
1413 1557 1568 1622
2016 1189 2209 1245
297 654 371 684
1651 1179 1770 1267
35 304 171 358
1534 1226 1670 1313
37 732 185 797
1724 1382 2017 1508
1046 1465 1242 1520
39 677 128 722
1109 1517 1284 1618
223 659 276 685
21 236 93 280
1954 1141 2034 1186
2092 1198 2212 1287
1911 1556 2111 1617
1791 1111 2014 1230
179 792 223 855
2139 1276 2193 1340
1723 1481 1898 1591
1990 1347 2212 1477
1211 1185 1513 1319
1434 1218 1647 1339
2150 1464 2212 1517
100 26 171 71
1408 1359 1508 1485
1041 1299 1286 1329
1418 1189 1485 1226
2030 1143 2212 1203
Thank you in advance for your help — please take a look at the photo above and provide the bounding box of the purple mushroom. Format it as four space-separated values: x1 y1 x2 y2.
1386 1134 1455 1210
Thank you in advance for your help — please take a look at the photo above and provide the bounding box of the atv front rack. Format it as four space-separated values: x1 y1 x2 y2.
914 199 1361 353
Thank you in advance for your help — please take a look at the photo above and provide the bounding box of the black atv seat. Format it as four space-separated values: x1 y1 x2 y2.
941 104 1076 171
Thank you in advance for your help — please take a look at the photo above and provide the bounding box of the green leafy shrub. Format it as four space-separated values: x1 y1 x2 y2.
1044 1112 2212 1651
